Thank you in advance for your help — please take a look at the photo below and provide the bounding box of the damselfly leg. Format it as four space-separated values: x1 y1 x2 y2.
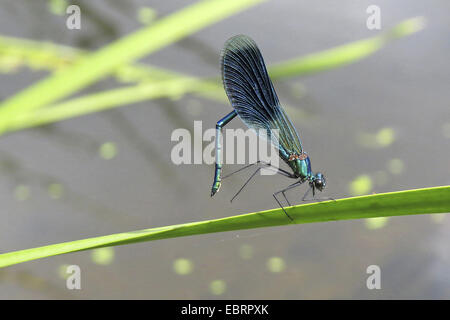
301 186 335 202
226 161 296 202
273 180 306 221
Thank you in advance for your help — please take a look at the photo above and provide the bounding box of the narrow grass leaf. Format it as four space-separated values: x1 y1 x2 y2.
0 185 449 268
0 17 424 134
269 17 425 79
0 0 264 132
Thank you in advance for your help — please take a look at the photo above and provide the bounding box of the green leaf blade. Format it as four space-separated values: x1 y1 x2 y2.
0 0 265 132
1 185 449 268
269 17 425 79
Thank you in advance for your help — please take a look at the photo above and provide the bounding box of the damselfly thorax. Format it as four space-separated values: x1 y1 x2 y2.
286 153 311 180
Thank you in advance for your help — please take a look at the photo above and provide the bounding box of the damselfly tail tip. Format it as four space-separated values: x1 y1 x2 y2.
210 187 219 197
211 181 221 197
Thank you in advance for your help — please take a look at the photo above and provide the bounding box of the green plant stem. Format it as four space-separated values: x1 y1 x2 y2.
0 17 425 134
269 17 425 78
0 185 449 268
0 0 264 133
4 78 213 132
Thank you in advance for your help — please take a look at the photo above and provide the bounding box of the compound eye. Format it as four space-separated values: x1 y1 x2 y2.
314 177 325 190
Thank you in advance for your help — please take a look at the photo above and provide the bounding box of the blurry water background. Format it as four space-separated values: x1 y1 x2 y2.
0 0 449 299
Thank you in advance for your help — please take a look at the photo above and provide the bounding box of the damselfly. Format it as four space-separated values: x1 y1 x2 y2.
211 35 327 220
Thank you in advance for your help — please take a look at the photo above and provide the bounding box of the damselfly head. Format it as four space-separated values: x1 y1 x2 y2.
312 172 326 191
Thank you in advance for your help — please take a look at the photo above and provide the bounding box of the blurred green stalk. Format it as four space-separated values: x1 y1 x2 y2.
0 0 265 133
0 17 424 134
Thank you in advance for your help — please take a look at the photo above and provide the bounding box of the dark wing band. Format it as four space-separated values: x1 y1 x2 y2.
221 35 303 158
